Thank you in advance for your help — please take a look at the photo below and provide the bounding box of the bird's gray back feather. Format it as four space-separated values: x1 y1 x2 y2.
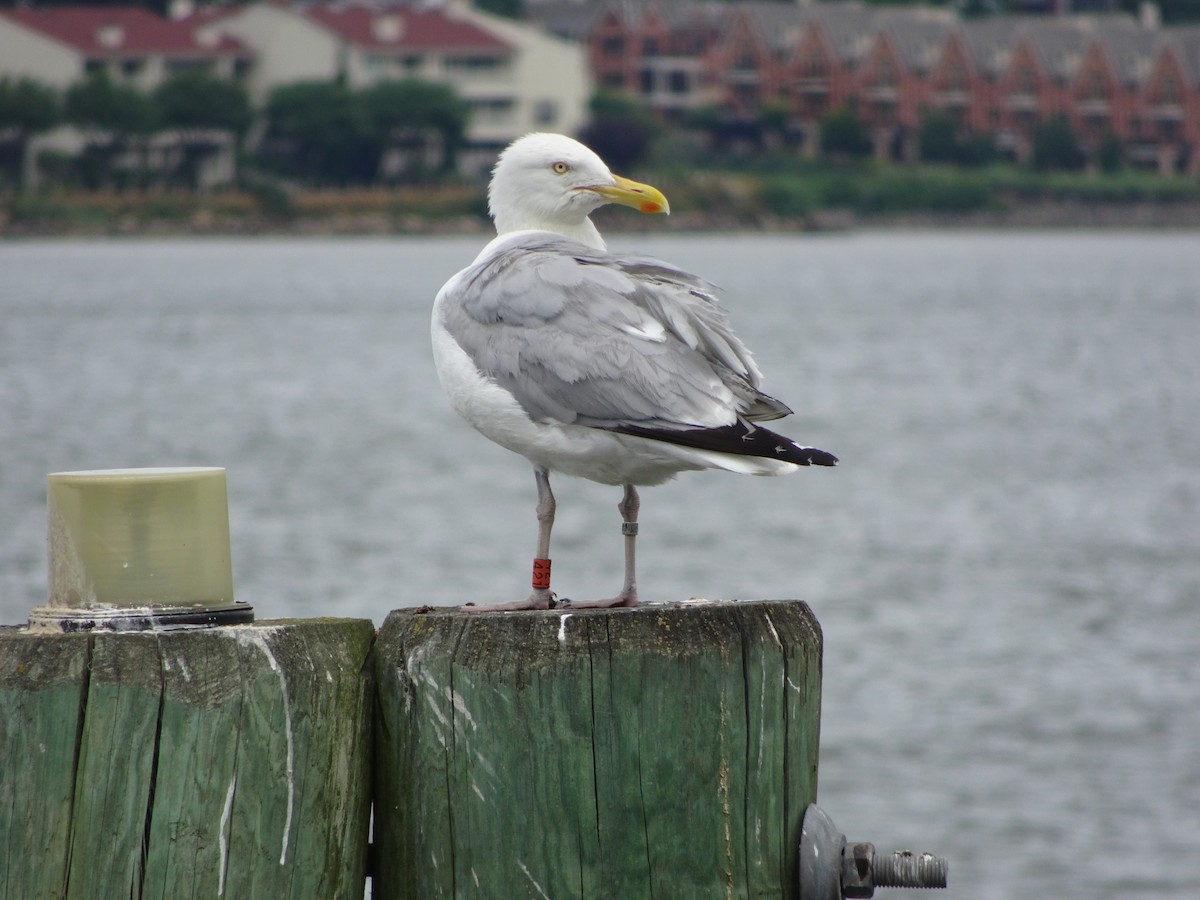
439 234 792 430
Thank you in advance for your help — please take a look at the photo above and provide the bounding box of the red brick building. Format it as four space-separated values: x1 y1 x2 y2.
531 0 1200 174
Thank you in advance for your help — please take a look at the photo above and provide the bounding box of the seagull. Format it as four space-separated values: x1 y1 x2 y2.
432 133 836 611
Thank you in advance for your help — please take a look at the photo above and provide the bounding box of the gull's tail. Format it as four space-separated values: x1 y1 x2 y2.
608 421 838 468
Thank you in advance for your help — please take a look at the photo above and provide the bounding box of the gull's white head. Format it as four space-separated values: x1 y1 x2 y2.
488 133 669 249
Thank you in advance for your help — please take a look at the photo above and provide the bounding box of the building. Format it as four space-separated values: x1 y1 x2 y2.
0 1 590 185
211 0 588 162
0 6 251 91
527 0 1200 174
0 6 253 188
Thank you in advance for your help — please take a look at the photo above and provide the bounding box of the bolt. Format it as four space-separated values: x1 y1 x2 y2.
872 849 949 889
800 805 948 899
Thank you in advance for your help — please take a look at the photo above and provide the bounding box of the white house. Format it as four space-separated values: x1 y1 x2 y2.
0 6 251 188
0 6 251 91
456 2 590 144
0 1 591 184
212 0 590 159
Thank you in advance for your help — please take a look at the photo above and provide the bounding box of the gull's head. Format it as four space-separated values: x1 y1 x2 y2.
488 133 669 248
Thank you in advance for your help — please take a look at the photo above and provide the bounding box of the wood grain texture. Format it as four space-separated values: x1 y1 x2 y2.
0 629 89 900
0 619 374 900
373 600 822 900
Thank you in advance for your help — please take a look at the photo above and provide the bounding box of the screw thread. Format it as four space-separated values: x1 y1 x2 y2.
872 851 948 889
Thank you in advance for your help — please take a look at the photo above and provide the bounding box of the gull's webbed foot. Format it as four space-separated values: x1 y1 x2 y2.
460 588 554 613
557 587 638 610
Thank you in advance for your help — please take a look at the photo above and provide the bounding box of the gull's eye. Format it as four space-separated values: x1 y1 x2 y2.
552 161 570 175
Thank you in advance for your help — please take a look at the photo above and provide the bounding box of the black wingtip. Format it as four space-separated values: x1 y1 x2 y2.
608 421 838 468
798 447 838 467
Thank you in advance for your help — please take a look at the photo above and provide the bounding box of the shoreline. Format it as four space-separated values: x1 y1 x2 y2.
4 199 1200 238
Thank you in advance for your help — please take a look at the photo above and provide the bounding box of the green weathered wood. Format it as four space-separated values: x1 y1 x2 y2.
1 619 374 900
221 620 375 900
373 600 823 900
67 633 163 899
0 629 90 900
139 627 246 898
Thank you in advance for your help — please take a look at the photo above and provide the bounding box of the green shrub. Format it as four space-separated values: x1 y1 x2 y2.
759 176 817 217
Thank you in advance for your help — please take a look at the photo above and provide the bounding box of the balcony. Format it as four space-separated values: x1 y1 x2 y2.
935 90 969 108
1005 93 1038 113
725 71 762 86
1148 102 1184 123
795 77 830 96
1076 99 1111 118
863 85 898 104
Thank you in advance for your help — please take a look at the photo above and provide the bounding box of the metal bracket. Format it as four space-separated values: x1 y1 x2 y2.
799 804 948 898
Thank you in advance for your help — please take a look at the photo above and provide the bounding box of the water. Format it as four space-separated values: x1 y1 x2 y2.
2 231 1197 898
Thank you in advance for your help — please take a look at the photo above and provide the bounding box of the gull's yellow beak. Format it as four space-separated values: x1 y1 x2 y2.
587 175 670 215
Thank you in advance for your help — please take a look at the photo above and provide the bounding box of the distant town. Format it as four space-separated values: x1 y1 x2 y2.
1 0 1198 225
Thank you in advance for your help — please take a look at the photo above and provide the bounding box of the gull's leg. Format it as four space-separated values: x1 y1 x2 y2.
461 466 555 612
560 484 639 609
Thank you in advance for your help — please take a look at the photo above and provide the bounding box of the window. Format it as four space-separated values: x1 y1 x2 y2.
120 58 145 78
364 53 391 73
1016 67 1036 95
805 55 828 80
1158 74 1180 104
470 97 514 123
166 59 213 76
601 36 625 57
668 70 689 94
534 100 557 126
875 55 896 88
1082 69 1107 101
445 55 504 72
946 59 966 91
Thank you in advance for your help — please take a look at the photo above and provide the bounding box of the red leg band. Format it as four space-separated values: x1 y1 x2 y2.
532 558 552 591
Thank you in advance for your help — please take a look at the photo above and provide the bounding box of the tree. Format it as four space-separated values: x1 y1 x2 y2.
152 72 252 188
0 77 61 191
819 106 872 160
262 81 375 184
917 111 996 166
1096 133 1124 173
1031 114 1083 171
473 0 523 18
1116 0 1200 25
578 91 659 170
358 79 469 177
154 72 252 135
65 71 157 135
917 111 960 163
65 72 158 188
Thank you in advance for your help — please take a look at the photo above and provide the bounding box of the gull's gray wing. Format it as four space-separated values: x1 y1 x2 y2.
438 234 792 432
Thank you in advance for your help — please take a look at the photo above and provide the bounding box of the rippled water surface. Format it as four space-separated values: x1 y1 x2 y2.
2 231 1197 898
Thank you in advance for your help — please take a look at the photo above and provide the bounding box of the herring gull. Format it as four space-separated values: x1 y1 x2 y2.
432 133 836 611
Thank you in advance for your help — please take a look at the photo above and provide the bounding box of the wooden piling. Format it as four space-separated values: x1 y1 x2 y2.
372 600 823 900
0 619 374 900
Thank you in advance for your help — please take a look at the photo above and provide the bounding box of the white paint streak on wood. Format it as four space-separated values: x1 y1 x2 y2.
238 629 296 865
217 774 237 896
517 861 552 900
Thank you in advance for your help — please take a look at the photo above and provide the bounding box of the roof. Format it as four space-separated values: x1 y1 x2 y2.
0 6 247 57
299 3 511 53
877 8 956 74
1157 24 1200 85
